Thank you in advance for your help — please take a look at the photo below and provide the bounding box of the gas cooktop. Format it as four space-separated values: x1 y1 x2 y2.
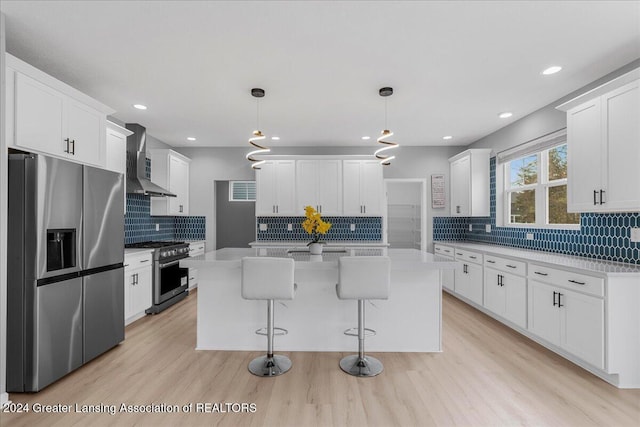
125 241 185 249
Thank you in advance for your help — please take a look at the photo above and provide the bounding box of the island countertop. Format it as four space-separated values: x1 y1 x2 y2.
181 247 458 271
185 247 455 353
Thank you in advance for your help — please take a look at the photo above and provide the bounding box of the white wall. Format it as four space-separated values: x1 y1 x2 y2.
469 59 640 153
174 145 460 251
1 12 9 405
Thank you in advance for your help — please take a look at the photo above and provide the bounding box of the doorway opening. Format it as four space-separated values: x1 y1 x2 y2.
385 179 427 251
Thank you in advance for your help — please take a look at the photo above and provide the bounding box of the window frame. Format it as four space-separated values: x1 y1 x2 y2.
228 180 256 202
499 144 579 230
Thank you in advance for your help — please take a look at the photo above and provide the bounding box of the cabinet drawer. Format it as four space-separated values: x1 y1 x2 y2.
454 248 483 265
484 255 526 276
434 244 454 257
188 242 205 256
124 252 153 271
528 264 604 297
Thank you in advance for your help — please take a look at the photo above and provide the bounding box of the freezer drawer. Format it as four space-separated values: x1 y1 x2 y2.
33 277 83 392
83 267 125 363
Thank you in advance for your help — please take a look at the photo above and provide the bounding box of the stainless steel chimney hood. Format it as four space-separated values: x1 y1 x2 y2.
125 123 176 197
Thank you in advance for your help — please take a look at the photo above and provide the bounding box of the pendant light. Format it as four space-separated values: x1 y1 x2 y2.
375 86 399 165
246 88 270 169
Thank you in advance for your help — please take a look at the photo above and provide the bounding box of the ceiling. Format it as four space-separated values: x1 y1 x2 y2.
1 1 639 148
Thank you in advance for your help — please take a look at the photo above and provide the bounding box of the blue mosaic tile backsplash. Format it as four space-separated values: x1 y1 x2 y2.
434 157 640 264
124 159 206 244
256 216 382 241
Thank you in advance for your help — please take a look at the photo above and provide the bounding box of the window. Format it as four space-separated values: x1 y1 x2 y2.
503 143 579 228
229 181 256 201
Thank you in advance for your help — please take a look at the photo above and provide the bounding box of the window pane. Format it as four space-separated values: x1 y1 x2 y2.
509 154 538 187
509 190 535 224
548 185 579 224
548 144 568 181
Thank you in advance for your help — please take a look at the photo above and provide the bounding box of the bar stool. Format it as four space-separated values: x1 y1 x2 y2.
336 256 390 377
241 257 296 377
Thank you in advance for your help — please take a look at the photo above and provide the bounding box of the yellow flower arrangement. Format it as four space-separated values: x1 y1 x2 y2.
302 205 332 244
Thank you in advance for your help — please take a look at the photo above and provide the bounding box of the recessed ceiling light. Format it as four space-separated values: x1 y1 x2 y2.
443 136 453 140
187 137 196 141
361 136 371 140
498 112 513 119
271 136 280 141
542 66 562 75
133 104 147 110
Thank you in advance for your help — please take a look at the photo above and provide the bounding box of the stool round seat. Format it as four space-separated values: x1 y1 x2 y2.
337 256 390 377
242 257 295 377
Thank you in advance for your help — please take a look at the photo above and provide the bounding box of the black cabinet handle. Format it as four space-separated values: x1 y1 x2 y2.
534 271 548 276
456 252 463 256
558 293 564 307
568 279 586 285
486 260 496 264
64 138 70 153
593 190 597 205
469 256 477 259
506 264 517 269
553 291 558 306
599 189 605 205
70 139 75 155
444 249 451 253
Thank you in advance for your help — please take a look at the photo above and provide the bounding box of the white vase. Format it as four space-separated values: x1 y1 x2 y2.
309 242 323 255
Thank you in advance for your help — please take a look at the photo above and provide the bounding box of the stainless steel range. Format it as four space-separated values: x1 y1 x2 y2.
125 241 190 313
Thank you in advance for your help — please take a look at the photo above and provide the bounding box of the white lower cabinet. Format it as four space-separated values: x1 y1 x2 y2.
454 249 483 305
528 279 604 369
438 241 639 387
124 251 153 325
484 268 527 328
434 244 455 291
187 241 205 289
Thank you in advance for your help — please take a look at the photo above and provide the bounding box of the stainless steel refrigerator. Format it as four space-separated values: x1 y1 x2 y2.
7 153 125 392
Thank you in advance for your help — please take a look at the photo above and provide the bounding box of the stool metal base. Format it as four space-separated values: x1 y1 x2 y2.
339 354 383 377
248 355 292 377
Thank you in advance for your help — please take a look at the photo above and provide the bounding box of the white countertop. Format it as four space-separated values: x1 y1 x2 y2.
182 247 457 271
249 240 390 247
434 241 640 276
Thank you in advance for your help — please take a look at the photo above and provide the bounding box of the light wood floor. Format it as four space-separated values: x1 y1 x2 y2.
3 290 639 427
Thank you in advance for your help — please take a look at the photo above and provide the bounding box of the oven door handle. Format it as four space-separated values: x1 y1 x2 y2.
159 259 183 268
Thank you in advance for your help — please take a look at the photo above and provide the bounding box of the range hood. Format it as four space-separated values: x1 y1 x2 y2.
125 123 176 197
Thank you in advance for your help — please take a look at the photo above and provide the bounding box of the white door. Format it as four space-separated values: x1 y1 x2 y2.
503 273 527 329
105 129 126 174
67 99 103 166
131 267 152 317
483 268 505 315
561 289 605 369
255 161 277 215
602 80 640 211
342 160 362 215
168 155 189 215
567 99 603 212
360 161 384 215
14 72 66 156
317 160 342 215
296 160 319 212
450 156 470 216
274 160 297 215
528 281 561 346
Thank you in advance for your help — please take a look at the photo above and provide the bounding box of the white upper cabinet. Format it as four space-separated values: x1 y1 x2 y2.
149 149 191 216
6 54 114 167
105 121 132 175
449 149 491 217
296 160 342 215
255 160 297 216
342 160 384 216
558 70 640 212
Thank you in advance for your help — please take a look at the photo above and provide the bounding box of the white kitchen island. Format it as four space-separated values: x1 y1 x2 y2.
181 247 457 352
